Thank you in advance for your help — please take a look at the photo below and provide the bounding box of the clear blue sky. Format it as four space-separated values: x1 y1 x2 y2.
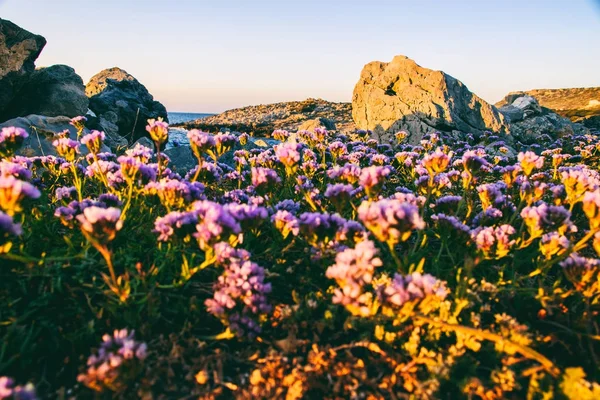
1 0 599 113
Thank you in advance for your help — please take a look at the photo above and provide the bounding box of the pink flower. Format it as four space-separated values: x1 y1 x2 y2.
77 206 123 242
358 199 425 245
146 117 169 144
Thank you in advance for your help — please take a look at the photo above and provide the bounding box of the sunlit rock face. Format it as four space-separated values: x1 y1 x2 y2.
352 55 508 143
0 18 47 122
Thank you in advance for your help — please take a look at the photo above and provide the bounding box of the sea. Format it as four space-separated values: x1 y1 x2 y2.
166 111 213 148
167 111 213 125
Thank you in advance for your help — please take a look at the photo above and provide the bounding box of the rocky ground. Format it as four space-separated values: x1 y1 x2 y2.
496 87 600 130
176 98 356 136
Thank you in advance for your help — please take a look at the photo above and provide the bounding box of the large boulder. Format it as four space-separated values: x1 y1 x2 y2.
498 95 589 143
6 65 88 118
0 114 109 157
86 67 168 142
352 55 508 142
0 18 47 122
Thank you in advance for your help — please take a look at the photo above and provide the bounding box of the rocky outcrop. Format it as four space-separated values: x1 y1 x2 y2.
179 98 355 136
0 18 47 122
498 95 588 142
6 65 88 118
86 67 168 142
352 55 508 142
0 114 108 157
496 87 600 131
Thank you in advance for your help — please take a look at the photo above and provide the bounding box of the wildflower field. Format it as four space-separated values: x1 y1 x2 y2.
0 118 599 399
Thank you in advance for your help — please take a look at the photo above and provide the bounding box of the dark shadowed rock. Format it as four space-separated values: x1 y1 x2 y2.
6 65 88 118
0 114 109 157
0 18 47 122
164 146 196 174
86 67 168 142
352 55 508 143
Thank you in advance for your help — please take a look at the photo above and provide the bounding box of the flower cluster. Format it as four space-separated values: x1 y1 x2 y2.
358 199 425 245
326 240 382 316
2 115 600 398
0 377 36 400
205 243 272 338
77 329 147 393
378 272 449 308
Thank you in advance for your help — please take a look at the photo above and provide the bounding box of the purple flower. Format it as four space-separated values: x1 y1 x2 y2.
52 137 79 161
205 243 271 338
359 166 391 197
431 214 470 240
86 160 119 179
540 232 570 260
328 163 362 184
561 167 599 204
0 176 41 216
78 329 147 391
125 143 154 162
328 141 347 159
76 206 123 242
0 160 32 181
154 210 199 242
251 167 281 193
192 201 241 249
0 376 37 400
145 179 204 208
146 117 169 144
213 133 237 157
357 199 425 245
378 272 448 307
274 142 301 170
518 151 544 175
187 129 215 156
324 183 357 209
0 211 22 251
55 186 78 201
0 127 28 156
271 210 300 239
81 130 105 154
434 195 462 214
471 224 516 258
421 148 451 175
326 240 382 316
225 203 268 229
187 159 222 180
273 199 301 213
272 129 289 141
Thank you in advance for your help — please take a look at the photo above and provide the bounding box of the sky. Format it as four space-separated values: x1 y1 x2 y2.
1 0 599 113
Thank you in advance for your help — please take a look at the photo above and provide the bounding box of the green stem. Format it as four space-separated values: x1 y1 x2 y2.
70 164 83 202
387 241 404 273
156 142 163 178
92 153 111 191
121 180 135 220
